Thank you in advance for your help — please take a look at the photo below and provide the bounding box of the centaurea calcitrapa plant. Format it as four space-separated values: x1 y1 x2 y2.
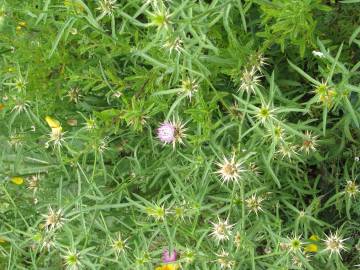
0 0 359 269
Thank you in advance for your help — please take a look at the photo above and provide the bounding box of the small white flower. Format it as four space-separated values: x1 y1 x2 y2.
210 217 234 243
312 50 325 58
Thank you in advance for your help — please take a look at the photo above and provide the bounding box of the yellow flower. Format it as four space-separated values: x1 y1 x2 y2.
155 263 180 270
11 177 24 185
304 243 318 253
0 237 6 244
304 234 319 253
45 116 61 129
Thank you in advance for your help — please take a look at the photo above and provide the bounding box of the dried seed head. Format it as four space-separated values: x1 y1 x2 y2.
215 250 235 269
42 206 65 231
300 131 318 154
215 155 244 184
245 194 264 215
323 231 347 258
97 0 118 16
345 180 359 198
238 67 262 94
210 217 234 243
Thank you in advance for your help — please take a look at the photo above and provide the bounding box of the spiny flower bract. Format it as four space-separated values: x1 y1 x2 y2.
215 155 245 184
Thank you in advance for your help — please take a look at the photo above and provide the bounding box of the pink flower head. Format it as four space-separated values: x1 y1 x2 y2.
163 249 177 263
157 122 175 144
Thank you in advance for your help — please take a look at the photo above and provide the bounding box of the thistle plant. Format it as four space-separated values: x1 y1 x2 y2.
0 0 359 269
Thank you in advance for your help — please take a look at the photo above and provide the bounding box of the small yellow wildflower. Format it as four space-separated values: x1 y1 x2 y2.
304 234 319 253
155 263 180 270
309 235 319 241
45 116 61 129
304 243 318 253
11 176 24 185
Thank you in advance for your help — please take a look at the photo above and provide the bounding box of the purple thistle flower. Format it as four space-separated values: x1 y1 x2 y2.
163 249 177 263
157 122 175 144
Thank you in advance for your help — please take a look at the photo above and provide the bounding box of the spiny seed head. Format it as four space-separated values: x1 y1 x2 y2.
151 9 171 29
15 77 27 91
146 204 166 221
215 155 244 184
314 81 336 107
323 231 347 258
97 0 118 16
163 37 183 54
245 194 264 215
11 99 30 114
238 67 262 94
180 78 199 100
27 175 40 192
47 126 65 148
67 88 82 103
277 142 298 160
63 249 82 270
256 104 276 125
287 235 303 253
215 250 235 269
300 131 318 154
250 52 269 72
210 217 234 243
42 206 65 231
182 249 195 263
85 117 97 131
345 180 359 198
111 233 129 256
234 232 241 248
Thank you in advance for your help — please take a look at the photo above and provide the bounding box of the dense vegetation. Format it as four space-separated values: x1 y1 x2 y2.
0 0 359 269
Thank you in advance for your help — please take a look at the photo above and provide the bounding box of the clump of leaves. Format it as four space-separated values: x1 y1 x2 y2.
256 0 332 56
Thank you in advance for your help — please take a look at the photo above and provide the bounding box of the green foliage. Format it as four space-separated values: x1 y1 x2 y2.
256 0 332 56
0 0 360 269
